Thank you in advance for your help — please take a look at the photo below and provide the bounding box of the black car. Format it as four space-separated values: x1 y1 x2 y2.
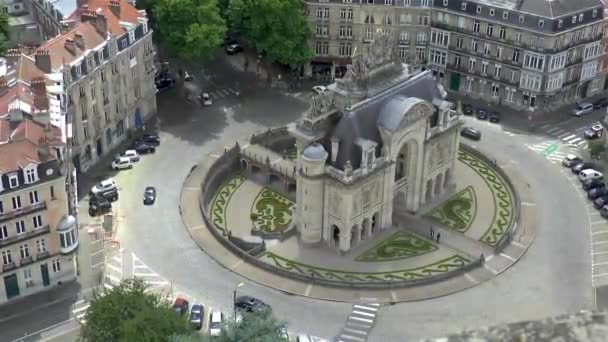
155 78 175 92
235 296 270 312
594 98 608 109
189 304 204 330
460 127 481 140
588 187 608 200
89 198 112 217
489 111 500 123
583 178 605 191
462 104 473 115
594 195 608 209
132 141 156 154
143 186 156 205
226 43 243 55
142 134 160 146
173 297 189 315
572 162 595 174
601 205 608 218
476 109 488 120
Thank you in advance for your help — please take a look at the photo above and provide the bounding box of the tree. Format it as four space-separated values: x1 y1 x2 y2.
173 310 289 342
80 278 191 342
228 0 313 67
0 11 10 54
153 0 227 61
589 139 606 160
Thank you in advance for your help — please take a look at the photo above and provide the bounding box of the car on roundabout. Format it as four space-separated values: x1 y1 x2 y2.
172 297 189 315
91 178 117 195
312 85 327 94
489 111 501 123
234 295 271 312
121 149 140 162
588 186 608 200
585 123 604 139
594 97 608 109
132 141 156 154
593 195 608 209
572 162 596 174
580 169 604 182
573 103 594 117
89 197 112 217
476 108 488 120
562 154 583 167
460 127 481 140
583 178 605 191
462 104 473 115
143 186 156 205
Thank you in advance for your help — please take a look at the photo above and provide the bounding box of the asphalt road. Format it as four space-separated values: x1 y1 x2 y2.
1 53 602 341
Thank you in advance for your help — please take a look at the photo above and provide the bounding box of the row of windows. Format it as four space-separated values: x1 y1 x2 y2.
0 188 52 215
340 0 430 6
0 168 40 193
0 215 45 240
1 239 46 265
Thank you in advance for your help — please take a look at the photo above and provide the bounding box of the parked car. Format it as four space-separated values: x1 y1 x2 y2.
131 134 160 148
173 297 189 315
234 296 270 312
312 85 327 94
601 205 608 218
143 186 156 205
89 197 112 217
189 304 203 330
588 186 608 200
132 141 156 154
573 103 594 116
593 195 608 209
462 104 473 115
476 109 488 120
579 169 603 182
489 111 501 123
583 178 605 191
155 77 175 92
572 162 595 174
226 43 243 54
562 154 583 167
121 150 140 162
593 97 608 109
209 310 223 336
184 71 193 81
295 335 330 342
91 178 117 195
460 127 481 140
277 326 290 340
585 123 604 139
111 157 133 170
201 93 212 106
89 187 119 205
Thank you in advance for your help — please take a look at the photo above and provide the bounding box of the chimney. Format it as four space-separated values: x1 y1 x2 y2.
64 39 77 55
37 135 51 161
330 137 340 163
108 0 120 18
9 109 23 129
76 0 87 11
31 77 49 111
34 50 52 73
5 49 21 64
74 33 85 50
81 11 108 36
0 77 8 96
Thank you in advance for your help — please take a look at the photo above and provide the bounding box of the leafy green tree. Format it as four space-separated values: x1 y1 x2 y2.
0 11 10 54
228 0 313 67
153 0 227 61
589 139 606 159
80 278 191 342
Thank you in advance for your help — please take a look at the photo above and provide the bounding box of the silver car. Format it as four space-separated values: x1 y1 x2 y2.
573 103 594 116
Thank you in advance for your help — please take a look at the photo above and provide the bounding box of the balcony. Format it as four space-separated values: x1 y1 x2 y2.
0 225 50 248
0 202 47 223
3 262 16 272
563 77 580 87
20 256 33 267
565 57 583 67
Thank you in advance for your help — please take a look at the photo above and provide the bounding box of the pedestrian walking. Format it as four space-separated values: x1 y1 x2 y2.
430 227 435 238
436 233 441 243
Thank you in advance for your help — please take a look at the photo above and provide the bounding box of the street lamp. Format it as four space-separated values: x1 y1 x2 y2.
233 282 244 324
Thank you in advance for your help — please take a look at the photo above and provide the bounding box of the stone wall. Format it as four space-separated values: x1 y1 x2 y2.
250 127 296 156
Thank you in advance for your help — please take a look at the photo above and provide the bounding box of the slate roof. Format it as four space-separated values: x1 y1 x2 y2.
326 71 443 170
517 0 602 18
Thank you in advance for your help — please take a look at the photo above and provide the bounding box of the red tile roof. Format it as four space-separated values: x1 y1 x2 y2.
70 0 145 35
36 22 106 70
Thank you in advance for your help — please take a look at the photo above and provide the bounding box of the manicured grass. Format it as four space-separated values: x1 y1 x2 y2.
355 232 438 262
251 188 294 232
210 174 246 233
425 186 477 233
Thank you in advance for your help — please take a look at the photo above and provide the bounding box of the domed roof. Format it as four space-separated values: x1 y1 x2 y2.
377 96 426 132
302 142 328 162
57 215 77 231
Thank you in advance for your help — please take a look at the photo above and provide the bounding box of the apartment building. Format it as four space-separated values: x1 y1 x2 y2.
0 114 78 303
14 0 157 173
305 0 608 112
306 0 433 79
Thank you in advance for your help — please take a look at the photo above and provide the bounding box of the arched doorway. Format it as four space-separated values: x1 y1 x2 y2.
332 225 340 248
84 145 92 162
240 159 248 171
434 173 443 196
351 225 359 247
106 128 112 146
425 179 433 202
371 213 379 235
393 139 419 212
268 173 281 186
361 218 370 240
444 168 451 187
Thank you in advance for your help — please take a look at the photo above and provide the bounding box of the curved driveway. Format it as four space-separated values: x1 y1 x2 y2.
110 61 593 340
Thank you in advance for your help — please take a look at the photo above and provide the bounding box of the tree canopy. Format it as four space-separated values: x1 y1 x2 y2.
0 12 10 54
228 0 313 66
153 0 227 61
80 278 191 342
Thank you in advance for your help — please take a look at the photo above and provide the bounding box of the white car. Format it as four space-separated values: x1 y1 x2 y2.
562 154 582 167
312 85 327 95
573 103 594 116
91 178 117 195
209 310 223 336
579 169 603 182
112 157 134 170
202 93 212 106
295 335 330 342
121 149 140 162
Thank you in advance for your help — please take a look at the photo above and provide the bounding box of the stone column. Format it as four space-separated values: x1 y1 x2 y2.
339 233 351 253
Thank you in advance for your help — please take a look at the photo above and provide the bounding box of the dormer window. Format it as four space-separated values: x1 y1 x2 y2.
593 9 598 18
9 174 19 188
502 11 509 20
572 16 577 24
579 14 584 22
538 20 544 28
489 9 494 16
128 30 135 43
476 5 481 14
519 15 525 23
24 165 38 184
461 2 466 10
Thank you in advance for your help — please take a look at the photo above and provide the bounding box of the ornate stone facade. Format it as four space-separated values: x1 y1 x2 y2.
289 35 462 252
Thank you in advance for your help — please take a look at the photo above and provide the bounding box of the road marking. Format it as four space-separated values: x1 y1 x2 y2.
521 202 536 206
594 261 608 266
464 273 477 283
104 283 114 290
592 220 607 225
594 251 608 256
72 305 90 314
354 305 378 312
91 249 104 257
558 132 574 139
183 187 199 191
340 334 366 341
91 261 105 268
391 290 398 302
594 272 608 278
106 273 121 283
567 137 583 144
511 240 525 248
231 260 244 270
542 124 554 130
106 263 121 272
485 254 494 262
594 241 608 246
500 253 516 261
144 280 169 285
209 154 220 159
592 230 608 235
189 225 205 231
484 263 499 275
350 316 374 324
304 283 312 296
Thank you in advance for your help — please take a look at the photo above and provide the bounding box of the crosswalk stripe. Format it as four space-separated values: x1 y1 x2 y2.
339 334 366 342
227 87 238 94
352 310 376 318
546 127 562 134
349 316 374 324
343 327 368 336
560 133 576 139
104 283 114 290
541 124 554 130
72 305 90 314
106 263 121 272
567 137 582 144
353 305 378 312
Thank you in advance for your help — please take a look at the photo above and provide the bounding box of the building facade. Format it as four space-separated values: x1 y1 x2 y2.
304 0 608 112
0 115 78 303
290 35 461 252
